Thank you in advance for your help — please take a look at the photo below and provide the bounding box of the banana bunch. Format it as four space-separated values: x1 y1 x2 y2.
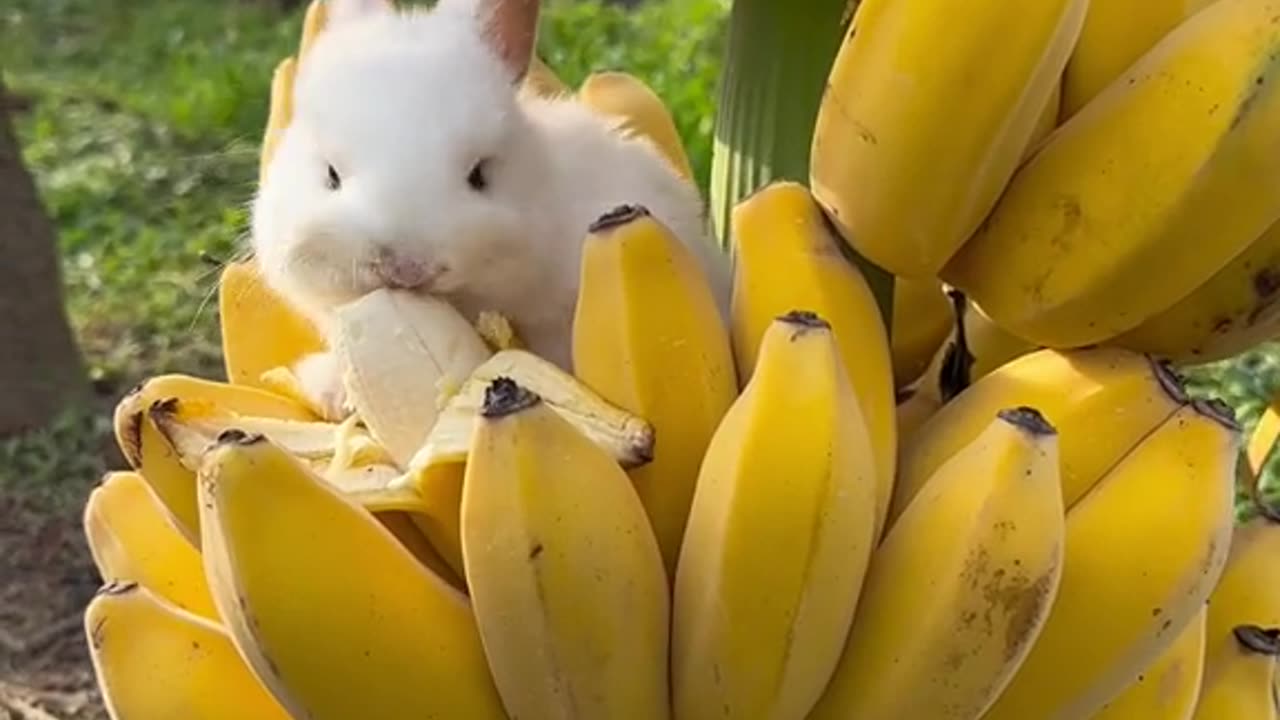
78 0 1280 718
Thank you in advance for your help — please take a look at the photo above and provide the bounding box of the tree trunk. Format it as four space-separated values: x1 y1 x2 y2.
0 75 88 436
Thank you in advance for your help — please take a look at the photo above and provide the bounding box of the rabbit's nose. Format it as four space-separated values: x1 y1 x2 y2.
371 247 442 290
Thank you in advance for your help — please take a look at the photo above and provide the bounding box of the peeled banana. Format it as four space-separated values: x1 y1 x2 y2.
112 373 316 544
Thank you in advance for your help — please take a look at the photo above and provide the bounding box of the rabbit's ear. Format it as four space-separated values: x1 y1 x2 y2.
326 0 393 25
444 0 540 83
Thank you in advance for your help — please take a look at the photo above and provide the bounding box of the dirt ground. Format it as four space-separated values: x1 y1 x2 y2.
0 491 107 720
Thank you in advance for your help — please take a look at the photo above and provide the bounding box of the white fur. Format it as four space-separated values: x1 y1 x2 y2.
250 1 730 415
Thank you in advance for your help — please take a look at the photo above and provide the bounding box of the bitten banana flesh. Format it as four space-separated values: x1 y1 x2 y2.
672 311 878 720
810 407 1064 720
980 400 1239 720
462 378 672 719
572 204 738 578
84 582 292 720
83 471 218 621
197 432 507 720
729 181 896 538
329 287 493 467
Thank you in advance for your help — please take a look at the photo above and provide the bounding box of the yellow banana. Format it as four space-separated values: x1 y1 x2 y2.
671 311 878 720
260 56 296 183
82 471 218 621
894 385 944 453
979 399 1239 720
1112 217 1280 362
1061 0 1208 119
943 0 1280 348
1248 387 1280 477
890 347 1184 527
196 432 506 720
1090 605 1208 720
112 373 315 544
1025 80 1063 159
218 260 326 390
571 204 738 577
889 276 952 388
1202 513 1280 669
1190 625 1280 720
84 582 292 720
810 407 1064 720
298 0 328 62
462 378 671 719
809 0 1087 278
729 181 896 538
579 70 696 182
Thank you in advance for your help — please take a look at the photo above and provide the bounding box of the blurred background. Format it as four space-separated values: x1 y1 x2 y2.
1 0 1276 717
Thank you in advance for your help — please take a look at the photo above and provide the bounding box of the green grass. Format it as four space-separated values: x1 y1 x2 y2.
0 0 727 496
3 0 1280 513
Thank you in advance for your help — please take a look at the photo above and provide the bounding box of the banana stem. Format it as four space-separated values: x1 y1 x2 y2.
710 0 895 324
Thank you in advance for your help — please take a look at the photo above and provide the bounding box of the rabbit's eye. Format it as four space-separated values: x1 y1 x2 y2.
326 164 342 191
467 159 488 192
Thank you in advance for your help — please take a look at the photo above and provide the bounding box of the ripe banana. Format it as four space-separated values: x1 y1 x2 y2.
1190 625 1280 720
1090 605 1208 720
525 54 571 97
889 347 1186 527
729 181 896 537
394 346 658 580
1025 80 1063 159
889 276 952 388
372 509 466 592
1202 513 1280 670
219 261 325 391
260 56 297 183
196 431 507 720
979 399 1239 720
671 311 878 720
330 287 493 466
1112 217 1280 363
809 0 1087 278
83 471 218 621
579 70 696 182
1248 387 1280 477
809 407 1064 720
1060 0 1209 119
461 378 671 719
571 204 738 577
84 582 292 720
112 373 315 544
943 0 1280 348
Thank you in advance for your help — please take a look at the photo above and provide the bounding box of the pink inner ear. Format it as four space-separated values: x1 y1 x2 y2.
327 0 393 24
477 0 540 82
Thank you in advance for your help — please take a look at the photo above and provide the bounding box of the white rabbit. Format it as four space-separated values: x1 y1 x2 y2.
250 0 730 420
